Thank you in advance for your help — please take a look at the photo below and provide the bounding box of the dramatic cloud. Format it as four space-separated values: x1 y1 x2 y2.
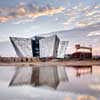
0 3 65 23
63 3 100 28
27 6 65 19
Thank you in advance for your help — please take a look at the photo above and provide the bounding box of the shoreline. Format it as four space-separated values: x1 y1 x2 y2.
0 60 100 67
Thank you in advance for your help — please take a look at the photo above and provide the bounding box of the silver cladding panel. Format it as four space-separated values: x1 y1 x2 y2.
10 37 33 57
39 35 59 58
57 41 68 58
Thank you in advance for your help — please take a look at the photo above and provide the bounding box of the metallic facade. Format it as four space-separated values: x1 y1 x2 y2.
10 35 68 58
57 41 68 58
10 37 33 57
39 35 59 58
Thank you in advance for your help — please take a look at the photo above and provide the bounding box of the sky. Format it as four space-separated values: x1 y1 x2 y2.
0 0 100 56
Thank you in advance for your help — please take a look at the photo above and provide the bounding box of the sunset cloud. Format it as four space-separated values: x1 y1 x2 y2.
0 3 65 23
0 16 9 23
27 7 65 18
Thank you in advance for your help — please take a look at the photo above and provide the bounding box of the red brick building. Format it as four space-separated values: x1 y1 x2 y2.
71 52 92 59
71 44 92 59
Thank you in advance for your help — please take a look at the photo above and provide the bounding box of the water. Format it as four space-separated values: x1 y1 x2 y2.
0 65 100 100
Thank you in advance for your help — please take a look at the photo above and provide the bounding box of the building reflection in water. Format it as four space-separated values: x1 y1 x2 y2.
9 65 68 88
72 66 92 77
9 65 93 89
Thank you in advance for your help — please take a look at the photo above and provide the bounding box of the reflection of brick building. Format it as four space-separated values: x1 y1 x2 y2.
73 66 92 77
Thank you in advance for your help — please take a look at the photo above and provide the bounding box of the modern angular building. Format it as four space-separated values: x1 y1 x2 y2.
10 36 43 57
10 35 68 58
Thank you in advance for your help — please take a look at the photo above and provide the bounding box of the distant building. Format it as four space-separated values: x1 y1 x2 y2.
71 44 92 59
57 41 68 58
39 35 60 58
72 52 92 59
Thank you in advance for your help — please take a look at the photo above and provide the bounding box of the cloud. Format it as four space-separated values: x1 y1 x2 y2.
63 17 76 24
13 18 35 24
0 16 13 23
94 4 100 9
93 47 100 55
27 7 65 18
86 10 99 16
87 31 100 36
0 3 65 23
0 16 9 23
63 3 100 28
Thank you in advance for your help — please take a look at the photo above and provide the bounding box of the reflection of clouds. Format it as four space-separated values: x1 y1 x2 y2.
57 66 100 98
64 96 72 100
0 66 100 99
0 67 15 82
89 83 100 91
77 95 97 100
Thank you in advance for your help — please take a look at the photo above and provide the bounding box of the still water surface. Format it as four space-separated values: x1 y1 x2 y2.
0 65 100 100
